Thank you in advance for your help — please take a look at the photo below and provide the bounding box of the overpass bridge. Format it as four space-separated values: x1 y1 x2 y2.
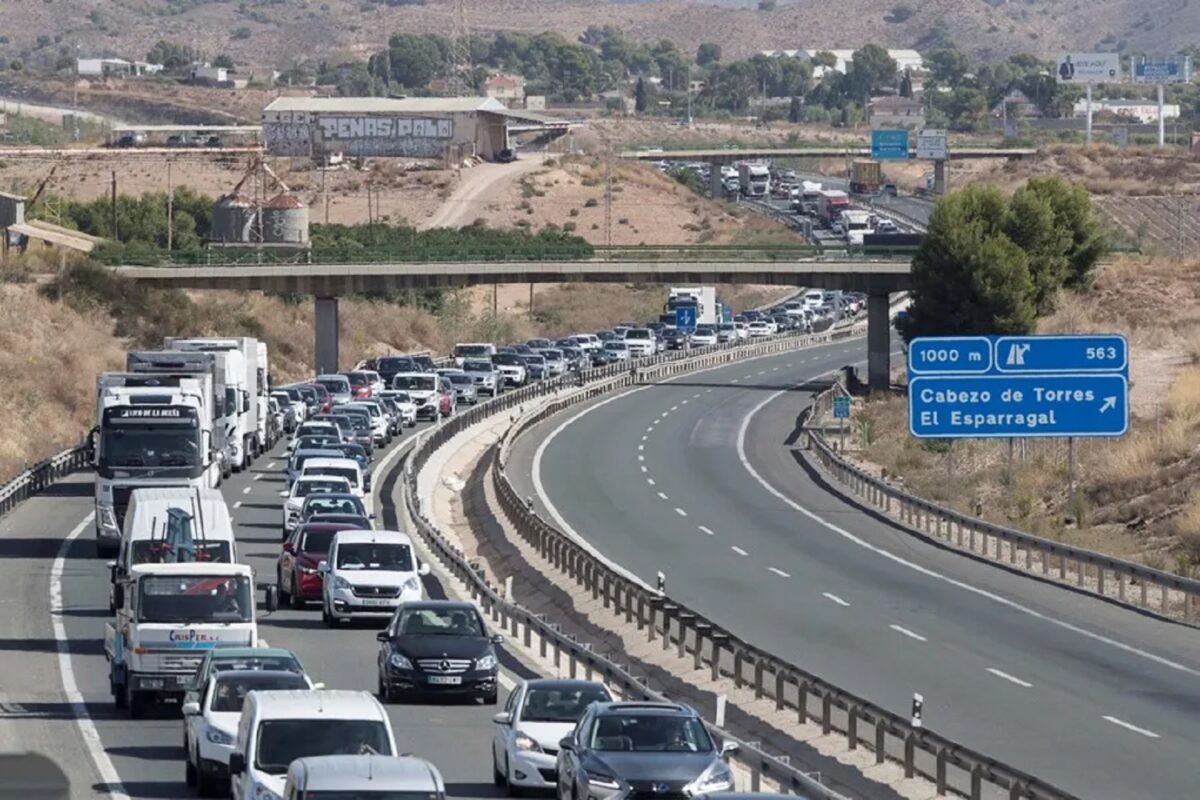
109 250 912 390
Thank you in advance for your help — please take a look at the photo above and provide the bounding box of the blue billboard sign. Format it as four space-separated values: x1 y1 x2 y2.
1133 57 1192 84
833 396 851 419
675 305 697 332
907 334 1129 439
871 129 910 161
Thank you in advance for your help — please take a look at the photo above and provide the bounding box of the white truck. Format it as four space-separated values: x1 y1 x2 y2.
164 337 269 470
839 209 874 246
105 561 275 717
126 350 239 481
737 163 770 197
665 287 719 326
92 373 219 558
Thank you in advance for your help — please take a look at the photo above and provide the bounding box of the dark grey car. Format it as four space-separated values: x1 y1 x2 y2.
556 702 736 800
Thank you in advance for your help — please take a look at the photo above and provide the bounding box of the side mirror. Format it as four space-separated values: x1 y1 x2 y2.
228 752 245 776
86 426 99 463
418 563 431 577
279 489 290 498
493 711 512 726
369 513 377 520
376 631 389 642
721 740 739 755
112 584 125 609
264 585 279 613
282 542 294 553
181 702 201 716
317 560 329 575
558 737 574 752
490 634 504 645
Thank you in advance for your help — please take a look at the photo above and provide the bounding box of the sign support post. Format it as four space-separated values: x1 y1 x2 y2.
1158 83 1165 148
1085 84 1093 144
1068 436 1076 512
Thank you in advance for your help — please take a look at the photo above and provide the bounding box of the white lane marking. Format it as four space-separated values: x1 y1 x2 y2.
1103 716 1161 739
674 507 687 517
890 624 928 642
647 478 656 486
735 381 1200 682
638 455 645 462
641 434 647 441
730 379 739 384
987 668 1033 688
693 393 701 399
670 404 678 411
660 411 670 418
233 501 243 509
822 592 850 607
706 388 713 393
646 426 654 433
267 461 277 469
731 546 748 556
52 513 131 799
638 443 644 451
640 466 648 473
242 486 252 494
772 367 780 372
769 567 790 578
657 491 669 501
253 473 263 481
680 399 688 405
757 370 766 376
698 526 715 536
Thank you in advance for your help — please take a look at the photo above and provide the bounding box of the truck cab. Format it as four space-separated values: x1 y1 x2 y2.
105 562 276 717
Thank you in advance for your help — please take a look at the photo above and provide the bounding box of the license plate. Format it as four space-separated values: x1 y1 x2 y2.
361 598 392 607
427 675 462 685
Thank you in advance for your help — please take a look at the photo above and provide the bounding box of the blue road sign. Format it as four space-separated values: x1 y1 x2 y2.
1134 57 1192 84
871 129 910 161
995 335 1127 374
721 304 732 323
910 375 1128 438
833 396 851 419
675 305 697 332
909 337 993 375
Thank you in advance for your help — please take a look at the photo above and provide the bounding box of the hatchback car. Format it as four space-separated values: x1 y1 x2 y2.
376 601 501 704
321 529 429 625
556 702 736 800
280 475 353 536
298 493 369 534
278 521 360 608
691 326 718 347
437 370 479 405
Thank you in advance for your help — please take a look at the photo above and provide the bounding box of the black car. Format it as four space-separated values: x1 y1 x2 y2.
377 601 501 704
496 148 517 163
665 330 691 350
520 354 547 381
376 356 420 386
331 442 373 488
307 513 373 529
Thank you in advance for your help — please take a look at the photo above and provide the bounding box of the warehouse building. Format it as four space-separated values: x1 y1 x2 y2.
261 96 562 163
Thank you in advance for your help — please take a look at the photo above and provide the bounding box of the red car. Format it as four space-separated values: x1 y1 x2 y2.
437 376 456 416
277 522 358 609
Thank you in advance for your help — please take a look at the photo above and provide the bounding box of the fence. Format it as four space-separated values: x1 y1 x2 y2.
801 387 1200 624
402 327 1080 800
0 444 88 521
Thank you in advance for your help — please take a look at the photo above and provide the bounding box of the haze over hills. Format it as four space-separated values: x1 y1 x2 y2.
2 0 1194 71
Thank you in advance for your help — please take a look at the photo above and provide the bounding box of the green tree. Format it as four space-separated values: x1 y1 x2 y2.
1004 188 1070 311
897 186 1037 341
788 95 802 122
146 40 197 72
846 44 896 98
634 76 648 112
696 42 721 66
212 54 235 70
387 33 443 88
927 47 969 86
810 51 838 69
1014 177 1108 292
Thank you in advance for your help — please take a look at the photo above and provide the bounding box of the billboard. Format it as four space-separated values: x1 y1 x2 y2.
916 129 947 160
871 129 909 161
1056 53 1120 83
1133 56 1193 84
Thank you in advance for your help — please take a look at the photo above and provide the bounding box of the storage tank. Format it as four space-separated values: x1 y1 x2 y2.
210 192 258 243
260 192 309 244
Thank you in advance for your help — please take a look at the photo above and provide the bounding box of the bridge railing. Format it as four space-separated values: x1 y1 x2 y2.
801 387 1200 624
0 442 89 521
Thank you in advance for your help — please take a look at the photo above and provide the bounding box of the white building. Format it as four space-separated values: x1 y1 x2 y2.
762 49 925 80
76 58 162 77
1073 98 1180 123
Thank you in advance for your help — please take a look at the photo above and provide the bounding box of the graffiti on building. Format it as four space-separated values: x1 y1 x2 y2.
263 114 456 158
316 117 452 140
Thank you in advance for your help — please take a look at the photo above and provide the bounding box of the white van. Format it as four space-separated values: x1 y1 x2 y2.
229 690 398 800
285 755 446 800
300 457 370 515
110 487 236 611
804 289 825 309
319 529 429 625
453 343 497 366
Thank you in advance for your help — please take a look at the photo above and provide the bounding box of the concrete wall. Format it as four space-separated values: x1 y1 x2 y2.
263 110 496 159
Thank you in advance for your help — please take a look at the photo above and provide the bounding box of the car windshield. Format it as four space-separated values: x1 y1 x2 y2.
540 349 563 360
626 329 651 339
255 719 392 775
305 467 358 488
296 479 350 497
388 392 413 403
309 514 371 528
493 354 521 366
447 374 472 386
377 357 416 373
344 373 369 386
454 345 490 358
521 356 546 365
131 540 231 566
462 360 492 372
304 496 365 517
590 714 713 753
210 673 308 712
336 444 368 463
604 342 627 351
209 655 302 676
521 686 612 723
336 542 413 571
317 379 349 395
395 607 484 637
394 375 436 391
100 427 201 469
695 326 715 335
340 414 371 432
298 528 338 553
137 575 252 623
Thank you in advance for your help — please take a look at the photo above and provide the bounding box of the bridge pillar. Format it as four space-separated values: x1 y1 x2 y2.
867 292 891 394
709 165 724 199
315 296 340 375
933 160 947 195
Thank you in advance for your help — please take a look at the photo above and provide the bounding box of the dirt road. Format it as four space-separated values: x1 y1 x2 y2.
420 155 547 230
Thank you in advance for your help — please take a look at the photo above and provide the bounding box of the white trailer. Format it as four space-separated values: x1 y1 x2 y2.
737 163 770 197
666 287 719 326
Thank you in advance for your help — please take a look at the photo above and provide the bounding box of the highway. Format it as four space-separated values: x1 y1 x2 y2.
503 336 1200 800
0 419 532 798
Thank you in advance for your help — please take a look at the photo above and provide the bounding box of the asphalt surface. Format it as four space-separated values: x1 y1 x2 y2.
506 336 1200 800
0 419 525 799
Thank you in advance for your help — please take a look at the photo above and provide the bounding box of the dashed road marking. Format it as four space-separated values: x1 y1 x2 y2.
638 444 644 451
1103 716 1160 739
640 466 648 473
731 546 748 556
822 592 850 607
641 434 647 441
660 411 670 418
674 507 688 517
657 491 669 501
670 404 678 411
698 526 714 536
638 455 645 462
234 501 243 509
267 461 277 469
680 400 688 405
242 486 252 494
730 379 739 384
889 624 927 642
647 478 656 486
253 473 263 481
693 393 701 399
768 567 790 578
705 389 713 393
987 668 1032 688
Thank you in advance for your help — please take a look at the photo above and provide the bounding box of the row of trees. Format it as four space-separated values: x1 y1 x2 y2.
898 177 1108 342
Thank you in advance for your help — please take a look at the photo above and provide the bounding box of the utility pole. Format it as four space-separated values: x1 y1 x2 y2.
110 171 118 241
448 0 473 96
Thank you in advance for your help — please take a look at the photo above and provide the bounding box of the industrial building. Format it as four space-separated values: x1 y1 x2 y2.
261 96 565 163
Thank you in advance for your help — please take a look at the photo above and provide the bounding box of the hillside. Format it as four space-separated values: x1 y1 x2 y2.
1 0 1191 70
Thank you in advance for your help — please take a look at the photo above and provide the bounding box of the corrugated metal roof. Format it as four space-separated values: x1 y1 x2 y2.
485 107 571 126
264 96 507 114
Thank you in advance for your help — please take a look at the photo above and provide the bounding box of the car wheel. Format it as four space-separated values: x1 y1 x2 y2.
481 689 498 706
322 600 335 627
196 765 218 798
277 568 290 606
289 573 305 610
185 750 197 787
492 753 505 788
505 757 524 797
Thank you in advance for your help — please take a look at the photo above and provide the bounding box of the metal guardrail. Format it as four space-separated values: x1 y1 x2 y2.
482 343 1081 800
401 332 864 799
801 388 1200 624
0 444 88 521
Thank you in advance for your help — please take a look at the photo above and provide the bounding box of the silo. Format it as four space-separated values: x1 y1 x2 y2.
210 192 259 243
261 192 310 244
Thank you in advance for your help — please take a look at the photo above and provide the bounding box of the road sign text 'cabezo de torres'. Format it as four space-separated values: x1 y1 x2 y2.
907 335 1129 439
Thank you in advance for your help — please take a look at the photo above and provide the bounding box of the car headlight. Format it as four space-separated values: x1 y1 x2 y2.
401 576 420 593
332 574 353 591
205 726 235 746
513 732 542 752
475 653 498 671
389 652 413 669
99 505 118 530
687 761 733 793
253 785 282 800
587 772 620 790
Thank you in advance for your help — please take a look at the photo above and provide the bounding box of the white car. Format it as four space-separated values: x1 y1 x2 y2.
491 679 613 794
623 328 656 358
341 401 390 445
732 321 749 340
747 321 773 337
288 421 341 453
602 341 630 362
300 456 370 516
361 369 385 396
876 218 898 233
183 669 313 796
392 372 442 421
280 474 352 534
320 529 429 625
381 390 419 426
690 326 718 347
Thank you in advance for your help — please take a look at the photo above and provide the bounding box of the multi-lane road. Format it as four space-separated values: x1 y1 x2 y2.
504 336 1200 800
0 418 537 799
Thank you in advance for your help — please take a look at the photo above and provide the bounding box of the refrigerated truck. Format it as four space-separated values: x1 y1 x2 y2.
92 373 219 557
737 163 770 197
665 287 719 325
817 190 851 227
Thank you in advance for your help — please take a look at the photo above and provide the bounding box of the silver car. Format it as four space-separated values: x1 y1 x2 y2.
461 358 500 395
285 755 445 800
437 369 479 405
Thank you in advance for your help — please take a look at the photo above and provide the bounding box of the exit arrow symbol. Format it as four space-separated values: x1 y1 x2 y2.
1099 397 1117 413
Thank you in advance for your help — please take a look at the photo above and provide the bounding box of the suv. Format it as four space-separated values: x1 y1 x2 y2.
623 329 656 358
392 372 442 421
320 529 429 625
556 702 737 800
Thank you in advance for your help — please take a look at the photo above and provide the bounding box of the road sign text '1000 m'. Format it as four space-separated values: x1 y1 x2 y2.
908 335 1128 439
